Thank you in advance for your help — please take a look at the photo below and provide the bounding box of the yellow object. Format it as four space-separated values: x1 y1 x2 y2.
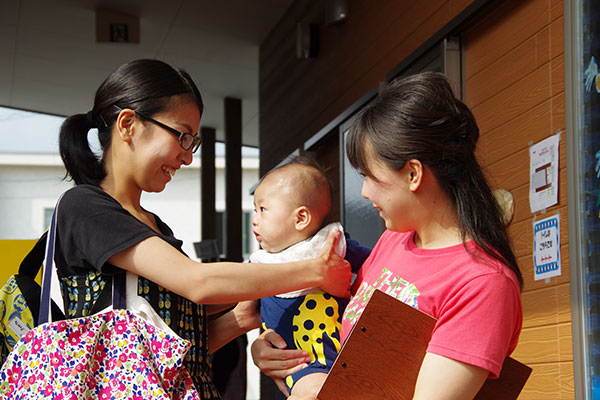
0 240 41 284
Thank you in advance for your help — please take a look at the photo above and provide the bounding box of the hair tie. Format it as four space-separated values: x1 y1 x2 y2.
86 111 96 129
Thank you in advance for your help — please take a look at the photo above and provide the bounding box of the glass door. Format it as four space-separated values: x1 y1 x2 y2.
568 0 600 398
339 116 384 249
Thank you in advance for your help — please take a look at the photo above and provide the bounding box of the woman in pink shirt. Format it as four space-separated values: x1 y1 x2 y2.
252 71 523 400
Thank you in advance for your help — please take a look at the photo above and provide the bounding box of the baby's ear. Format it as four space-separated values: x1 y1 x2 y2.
294 206 312 231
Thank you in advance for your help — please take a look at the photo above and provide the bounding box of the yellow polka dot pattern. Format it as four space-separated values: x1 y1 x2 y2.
292 291 342 365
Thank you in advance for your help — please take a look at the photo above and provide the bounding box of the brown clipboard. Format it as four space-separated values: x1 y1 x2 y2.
317 290 532 400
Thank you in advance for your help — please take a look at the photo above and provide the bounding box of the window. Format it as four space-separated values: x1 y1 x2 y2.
339 116 384 249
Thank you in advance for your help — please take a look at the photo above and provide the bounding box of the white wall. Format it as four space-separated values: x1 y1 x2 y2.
0 154 259 258
0 160 72 239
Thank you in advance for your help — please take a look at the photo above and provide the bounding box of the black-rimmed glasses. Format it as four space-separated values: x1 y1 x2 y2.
113 105 202 153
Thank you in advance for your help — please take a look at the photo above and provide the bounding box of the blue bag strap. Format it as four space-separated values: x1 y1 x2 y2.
112 271 126 310
39 193 126 325
38 196 60 325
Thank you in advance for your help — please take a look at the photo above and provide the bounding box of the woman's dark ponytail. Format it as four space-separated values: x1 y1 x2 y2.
59 113 106 185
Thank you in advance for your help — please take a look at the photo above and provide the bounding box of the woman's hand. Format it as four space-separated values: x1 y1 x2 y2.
251 329 311 380
316 228 352 298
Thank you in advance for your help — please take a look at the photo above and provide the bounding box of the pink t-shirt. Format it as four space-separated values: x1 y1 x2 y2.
341 230 522 378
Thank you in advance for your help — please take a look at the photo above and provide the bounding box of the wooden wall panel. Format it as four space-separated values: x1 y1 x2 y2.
464 0 570 397
471 65 552 135
560 362 575 399
259 0 471 174
559 323 573 362
513 322 572 365
520 363 561 399
465 0 551 77
521 286 559 328
550 0 564 23
477 99 551 168
467 29 550 108
513 325 560 364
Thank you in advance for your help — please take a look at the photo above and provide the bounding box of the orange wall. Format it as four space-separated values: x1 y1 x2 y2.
463 0 571 398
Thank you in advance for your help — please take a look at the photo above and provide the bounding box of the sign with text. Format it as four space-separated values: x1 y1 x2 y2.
533 214 561 281
529 133 560 213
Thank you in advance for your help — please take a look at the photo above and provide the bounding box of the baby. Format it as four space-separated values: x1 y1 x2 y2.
250 157 348 399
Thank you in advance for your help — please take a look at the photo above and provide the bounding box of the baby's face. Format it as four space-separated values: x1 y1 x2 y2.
252 180 299 252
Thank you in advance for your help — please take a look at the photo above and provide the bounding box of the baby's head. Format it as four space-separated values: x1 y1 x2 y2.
252 157 332 253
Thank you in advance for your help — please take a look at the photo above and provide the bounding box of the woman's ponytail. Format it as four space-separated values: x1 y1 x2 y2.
59 113 106 186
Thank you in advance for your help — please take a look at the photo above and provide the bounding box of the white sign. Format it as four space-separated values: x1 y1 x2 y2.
533 214 561 281
529 133 560 213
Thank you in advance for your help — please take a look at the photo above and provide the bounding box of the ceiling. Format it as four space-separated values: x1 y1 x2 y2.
0 0 295 148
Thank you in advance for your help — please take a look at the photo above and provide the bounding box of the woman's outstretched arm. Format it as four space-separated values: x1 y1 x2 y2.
109 228 352 304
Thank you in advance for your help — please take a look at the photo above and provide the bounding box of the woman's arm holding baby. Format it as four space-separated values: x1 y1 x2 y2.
207 300 261 353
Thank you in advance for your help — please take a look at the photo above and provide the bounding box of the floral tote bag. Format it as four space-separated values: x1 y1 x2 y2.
0 194 202 400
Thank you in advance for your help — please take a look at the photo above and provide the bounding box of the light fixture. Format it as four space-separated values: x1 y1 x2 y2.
325 0 348 26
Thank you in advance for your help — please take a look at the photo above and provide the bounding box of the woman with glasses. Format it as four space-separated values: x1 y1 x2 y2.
56 58 351 399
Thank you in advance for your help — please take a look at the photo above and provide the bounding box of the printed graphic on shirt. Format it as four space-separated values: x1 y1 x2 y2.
344 267 420 326
261 291 345 391
292 292 343 365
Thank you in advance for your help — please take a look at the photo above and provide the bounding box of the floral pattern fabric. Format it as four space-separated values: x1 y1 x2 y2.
58 273 218 398
0 309 201 400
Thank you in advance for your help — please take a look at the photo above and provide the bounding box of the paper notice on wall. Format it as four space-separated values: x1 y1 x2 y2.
533 214 561 281
529 133 560 213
